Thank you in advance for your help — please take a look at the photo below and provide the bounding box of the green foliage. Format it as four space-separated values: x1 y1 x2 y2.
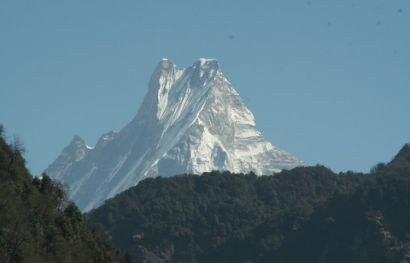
0 134 126 263
88 145 410 263
87 167 353 262
2 124 409 263
273 170 410 263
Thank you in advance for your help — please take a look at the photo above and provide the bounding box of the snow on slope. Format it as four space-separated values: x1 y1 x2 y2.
45 58 304 211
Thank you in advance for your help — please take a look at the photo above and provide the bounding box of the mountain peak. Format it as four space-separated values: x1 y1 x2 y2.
195 58 219 66
193 58 220 74
70 134 85 145
46 58 303 211
389 143 410 167
158 57 173 68
45 135 91 181
152 58 178 77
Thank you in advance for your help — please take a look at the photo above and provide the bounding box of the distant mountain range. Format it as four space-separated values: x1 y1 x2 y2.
45 58 303 211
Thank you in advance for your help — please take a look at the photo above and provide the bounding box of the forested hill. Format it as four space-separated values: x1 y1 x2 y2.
0 129 129 263
88 144 410 263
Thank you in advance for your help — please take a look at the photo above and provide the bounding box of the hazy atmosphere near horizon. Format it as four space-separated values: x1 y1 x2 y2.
1 0 409 175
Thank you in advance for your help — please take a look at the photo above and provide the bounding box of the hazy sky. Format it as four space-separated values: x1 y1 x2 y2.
1 0 409 175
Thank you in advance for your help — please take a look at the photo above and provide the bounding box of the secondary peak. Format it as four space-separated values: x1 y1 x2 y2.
157 58 173 69
196 58 218 66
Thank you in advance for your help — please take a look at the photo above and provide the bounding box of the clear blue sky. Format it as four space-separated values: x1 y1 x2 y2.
1 0 409 175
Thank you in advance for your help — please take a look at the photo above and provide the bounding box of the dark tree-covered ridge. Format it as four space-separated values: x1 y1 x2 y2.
88 144 410 263
0 132 127 263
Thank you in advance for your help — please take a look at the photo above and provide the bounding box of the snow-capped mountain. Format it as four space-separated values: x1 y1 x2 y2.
46 58 304 211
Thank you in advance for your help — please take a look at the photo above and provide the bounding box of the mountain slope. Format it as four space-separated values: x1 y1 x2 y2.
88 167 344 263
87 145 410 263
272 144 410 263
46 58 303 211
0 129 125 263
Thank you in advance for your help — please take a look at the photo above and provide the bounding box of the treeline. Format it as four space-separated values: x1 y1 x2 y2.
88 144 410 263
0 127 131 263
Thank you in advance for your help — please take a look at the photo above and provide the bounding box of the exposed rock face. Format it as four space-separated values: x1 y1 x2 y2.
46 58 303 211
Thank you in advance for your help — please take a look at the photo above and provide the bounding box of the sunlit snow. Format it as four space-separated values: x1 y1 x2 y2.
46 58 304 211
